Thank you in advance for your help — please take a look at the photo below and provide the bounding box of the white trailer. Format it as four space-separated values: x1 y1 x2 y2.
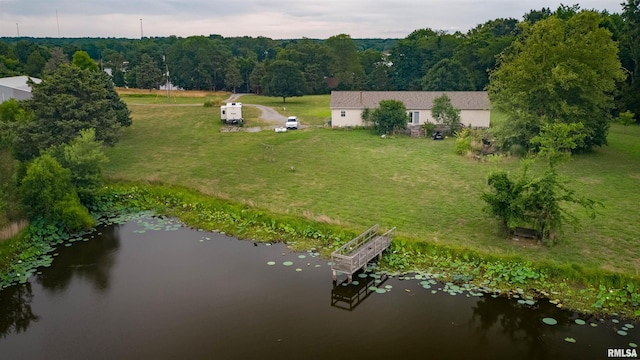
220 102 244 124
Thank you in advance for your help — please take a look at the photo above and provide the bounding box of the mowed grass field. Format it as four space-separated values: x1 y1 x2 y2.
104 92 640 276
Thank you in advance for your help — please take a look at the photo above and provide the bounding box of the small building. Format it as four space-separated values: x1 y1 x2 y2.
0 76 42 103
330 91 491 128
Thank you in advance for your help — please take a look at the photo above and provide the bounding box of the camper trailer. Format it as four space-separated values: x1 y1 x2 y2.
220 102 243 125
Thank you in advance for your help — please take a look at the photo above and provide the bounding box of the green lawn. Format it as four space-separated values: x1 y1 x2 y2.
239 94 331 125
103 95 640 277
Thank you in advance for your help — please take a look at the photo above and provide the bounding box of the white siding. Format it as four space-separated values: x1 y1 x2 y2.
459 110 490 128
331 108 490 128
331 109 364 127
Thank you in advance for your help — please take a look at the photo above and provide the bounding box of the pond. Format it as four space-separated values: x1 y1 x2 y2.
0 216 637 360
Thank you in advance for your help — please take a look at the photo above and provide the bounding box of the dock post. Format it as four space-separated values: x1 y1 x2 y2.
348 274 352 284
332 270 337 281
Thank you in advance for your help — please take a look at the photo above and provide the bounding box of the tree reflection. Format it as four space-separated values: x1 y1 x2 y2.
36 225 120 293
470 295 572 359
0 282 39 338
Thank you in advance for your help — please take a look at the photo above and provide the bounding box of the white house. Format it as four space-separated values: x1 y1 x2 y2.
0 76 42 103
330 91 491 128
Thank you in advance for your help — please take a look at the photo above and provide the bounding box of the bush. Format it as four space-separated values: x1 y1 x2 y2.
19 154 94 231
54 196 94 232
422 122 435 137
45 128 108 206
454 129 472 155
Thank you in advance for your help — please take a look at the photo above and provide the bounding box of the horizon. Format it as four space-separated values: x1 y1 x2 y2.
0 0 624 40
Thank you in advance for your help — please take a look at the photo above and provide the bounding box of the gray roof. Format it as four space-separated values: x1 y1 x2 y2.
0 76 42 91
330 91 491 110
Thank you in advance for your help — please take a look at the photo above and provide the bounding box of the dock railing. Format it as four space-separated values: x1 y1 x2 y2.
331 225 396 281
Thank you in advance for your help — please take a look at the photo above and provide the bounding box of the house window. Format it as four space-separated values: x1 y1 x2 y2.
341 110 346 117
412 111 420 124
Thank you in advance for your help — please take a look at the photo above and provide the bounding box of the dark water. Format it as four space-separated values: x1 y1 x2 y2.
0 217 637 360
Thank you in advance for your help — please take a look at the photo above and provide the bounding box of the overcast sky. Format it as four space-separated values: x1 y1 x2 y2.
0 0 625 39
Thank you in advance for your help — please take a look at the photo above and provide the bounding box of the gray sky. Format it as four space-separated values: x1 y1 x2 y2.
0 0 625 39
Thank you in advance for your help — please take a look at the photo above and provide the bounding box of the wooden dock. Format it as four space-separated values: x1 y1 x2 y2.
331 224 396 282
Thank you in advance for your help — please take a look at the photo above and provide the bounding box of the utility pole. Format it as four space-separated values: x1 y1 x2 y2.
163 55 170 100
140 18 143 39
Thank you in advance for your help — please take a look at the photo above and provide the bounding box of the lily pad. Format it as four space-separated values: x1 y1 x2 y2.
375 288 387 294
298 255 306 259
617 330 628 336
358 273 368 279
542 318 558 326
564 337 576 343
574 319 586 325
629 343 637 348
517 299 525 305
525 300 535 306
282 261 294 266
625 324 635 329
385 285 393 289
295 268 302 272
267 261 276 266
368 286 378 291
352 281 359 286
612 319 620 324
590 323 598 327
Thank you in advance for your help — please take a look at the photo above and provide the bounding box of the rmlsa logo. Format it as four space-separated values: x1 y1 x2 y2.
608 348 638 358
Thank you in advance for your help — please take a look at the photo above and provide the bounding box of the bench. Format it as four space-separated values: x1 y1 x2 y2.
513 227 537 239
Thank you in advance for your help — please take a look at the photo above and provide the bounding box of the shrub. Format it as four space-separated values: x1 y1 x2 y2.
45 128 108 206
454 128 472 155
19 154 94 231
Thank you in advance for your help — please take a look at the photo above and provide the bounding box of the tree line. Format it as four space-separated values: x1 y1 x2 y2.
1 3 638 119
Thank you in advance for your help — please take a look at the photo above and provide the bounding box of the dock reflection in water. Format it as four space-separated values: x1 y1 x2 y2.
331 271 389 311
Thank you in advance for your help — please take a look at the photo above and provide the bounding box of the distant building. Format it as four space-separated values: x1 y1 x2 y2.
330 91 491 128
0 76 42 103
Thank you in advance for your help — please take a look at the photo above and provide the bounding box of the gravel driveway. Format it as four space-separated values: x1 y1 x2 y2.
225 94 292 131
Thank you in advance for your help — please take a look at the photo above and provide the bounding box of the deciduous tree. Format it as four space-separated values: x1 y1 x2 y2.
367 99 409 135
19 154 94 231
431 94 461 133
423 59 474 91
488 11 625 153
44 128 108 206
261 60 306 103
72 50 99 72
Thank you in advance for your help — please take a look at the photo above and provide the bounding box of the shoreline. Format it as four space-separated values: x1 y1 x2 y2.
1 182 639 320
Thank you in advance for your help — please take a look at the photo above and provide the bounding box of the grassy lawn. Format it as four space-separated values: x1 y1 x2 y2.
103 94 640 277
239 94 331 126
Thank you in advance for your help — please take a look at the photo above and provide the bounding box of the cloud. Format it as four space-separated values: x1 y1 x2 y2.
0 0 624 39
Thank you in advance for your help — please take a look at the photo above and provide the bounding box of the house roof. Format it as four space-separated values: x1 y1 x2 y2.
0 76 42 91
330 91 491 110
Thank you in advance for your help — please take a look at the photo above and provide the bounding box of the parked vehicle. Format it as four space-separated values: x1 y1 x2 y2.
220 102 244 125
286 116 299 129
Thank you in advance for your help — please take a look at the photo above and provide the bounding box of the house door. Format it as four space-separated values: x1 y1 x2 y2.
412 111 420 125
